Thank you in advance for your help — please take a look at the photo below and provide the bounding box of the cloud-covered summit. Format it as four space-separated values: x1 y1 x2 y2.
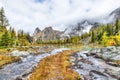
0 0 120 33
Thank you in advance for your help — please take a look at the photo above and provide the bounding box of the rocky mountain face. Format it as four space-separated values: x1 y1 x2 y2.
110 7 120 19
33 7 120 41
33 27 63 42
63 7 120 37
91 7 120 31
61 21 95 38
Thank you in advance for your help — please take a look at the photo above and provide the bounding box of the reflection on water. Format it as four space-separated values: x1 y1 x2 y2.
40 44 101 50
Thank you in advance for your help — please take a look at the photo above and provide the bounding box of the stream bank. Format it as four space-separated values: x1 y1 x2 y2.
71 46 120 80
0 46 120 80
0 48 69 80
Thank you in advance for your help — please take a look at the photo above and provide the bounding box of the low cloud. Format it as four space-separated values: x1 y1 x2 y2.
0 0 120 33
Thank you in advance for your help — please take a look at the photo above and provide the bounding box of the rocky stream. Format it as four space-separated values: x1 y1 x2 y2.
0 48 69 80
71 46 120 80
0 46 120 80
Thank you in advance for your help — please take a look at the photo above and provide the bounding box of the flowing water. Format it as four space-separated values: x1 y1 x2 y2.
0 48 69 80
71 51 120 80
0 47 119 80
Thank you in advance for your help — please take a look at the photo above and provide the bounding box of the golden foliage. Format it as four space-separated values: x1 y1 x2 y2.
101 32 120 46
102 35 120 46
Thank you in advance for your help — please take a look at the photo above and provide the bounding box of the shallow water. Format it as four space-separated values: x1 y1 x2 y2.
0 53 50 80
0 48 69 80
71 51 120 80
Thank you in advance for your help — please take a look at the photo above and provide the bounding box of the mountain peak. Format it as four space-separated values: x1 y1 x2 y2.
110 7 120 19
43 26 53 31
33 27 41 36
33 26 62 41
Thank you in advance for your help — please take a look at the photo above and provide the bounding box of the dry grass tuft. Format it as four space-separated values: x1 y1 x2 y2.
0 55 20 68
29 50 81 80
113 60 120 65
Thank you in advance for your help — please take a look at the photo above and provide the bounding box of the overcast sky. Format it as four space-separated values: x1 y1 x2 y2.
0 0 120 33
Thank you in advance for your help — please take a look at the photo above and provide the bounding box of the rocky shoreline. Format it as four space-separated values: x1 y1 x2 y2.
71 46 120 80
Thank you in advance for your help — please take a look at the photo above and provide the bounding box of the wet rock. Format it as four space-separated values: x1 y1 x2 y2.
38 46 55 53
101 46 117 53
90 46 120 62
111 55 120 61
71 53 78 58
90 48 102 54
89 70 109 80
101 52 120 62
102 52 116 60
11 50 30 57
107 62 120 67
116 46 120 51
105 68 120 79
89 49 102 58
27 49 37 54
101 48 110 53
70 56 76 62
71 46 120 80
106 46 117 52
77 51 88 59
22 71 32 77
15 77 23 80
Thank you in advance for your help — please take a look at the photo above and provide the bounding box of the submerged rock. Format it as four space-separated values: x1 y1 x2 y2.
71 46 120 80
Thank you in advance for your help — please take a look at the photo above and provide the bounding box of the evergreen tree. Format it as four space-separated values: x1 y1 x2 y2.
106 24 114 36
17 30 31 46
96 32 102 43
26 32 32 43
115 19 119 32
0 7 9 30
90 31 95 43
115 19 120 34
9 28 16 46
0 31 10 46
18 30 25 46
